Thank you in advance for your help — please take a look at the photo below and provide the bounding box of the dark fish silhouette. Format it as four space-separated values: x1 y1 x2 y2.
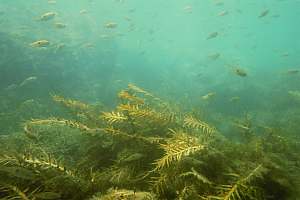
207 32 218 40
259 9 269 18
235 68 247 77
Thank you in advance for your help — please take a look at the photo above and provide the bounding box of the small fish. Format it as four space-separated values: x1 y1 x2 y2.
207 32 218 40
121 153 144 163
183 5 193 13
105 22 118 29
281 52 289 57
124 16 131 21
54 43 65 53
272 14 280 18
80 9 88 14
116 32 125 37
202 92 216 100
234 68 247 77
84 43 95 48
128 8 136 13
218 10 228 16
99 34 112 39
288 90 300 99
208 53 221 60
19 76 37 87
5 84 18 91
286 69 299 74
229 96 240 102
54 22 66 28
235 123 251 131
40 12 56 21
194 72 203 78
30 40 50 47
48 0 56 4
128 23 136 32
258 9 269 18
214 1 224 6
236 9 243 14
55 43 65 50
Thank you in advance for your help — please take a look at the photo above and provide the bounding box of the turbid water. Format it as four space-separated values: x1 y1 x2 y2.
0 0 299 199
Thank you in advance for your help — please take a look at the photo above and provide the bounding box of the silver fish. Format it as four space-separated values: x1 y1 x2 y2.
207 32 218 40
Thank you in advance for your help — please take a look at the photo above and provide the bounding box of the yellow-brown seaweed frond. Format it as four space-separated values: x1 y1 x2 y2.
1 151 75 177
204 164 265 200
144 136 165 144
153 129 205 171
177 185 199 200
180 168 212 185
0 184 34 200
150 173 168 195
118 103 176 124
0 154 20 166
0 184 61 200
52 95 90 112
23 118 65 140
63 119 97 133
22 153 74 176
117 103 139 112
24 118 96 134
101 111 128 124
91 188 155 200
242 164 265 184
162 111 178 123
154 111 179 124
128 83 154 98
117 103 154 118
183 115 216 136
118 90 145 105
101 127 131 137
26 118 66 126
109 167 134 185
101 127 163 144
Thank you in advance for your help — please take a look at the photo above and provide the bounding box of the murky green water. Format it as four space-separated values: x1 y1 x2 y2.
0 1 299 199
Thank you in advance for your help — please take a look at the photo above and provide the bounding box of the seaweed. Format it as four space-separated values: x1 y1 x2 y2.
153 129 205 171
0 84 299 199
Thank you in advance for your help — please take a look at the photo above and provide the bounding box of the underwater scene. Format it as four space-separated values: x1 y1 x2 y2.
0 0 300 199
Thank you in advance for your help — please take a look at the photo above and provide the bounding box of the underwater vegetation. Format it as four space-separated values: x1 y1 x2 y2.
0 84 299 200
0 0 300 199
